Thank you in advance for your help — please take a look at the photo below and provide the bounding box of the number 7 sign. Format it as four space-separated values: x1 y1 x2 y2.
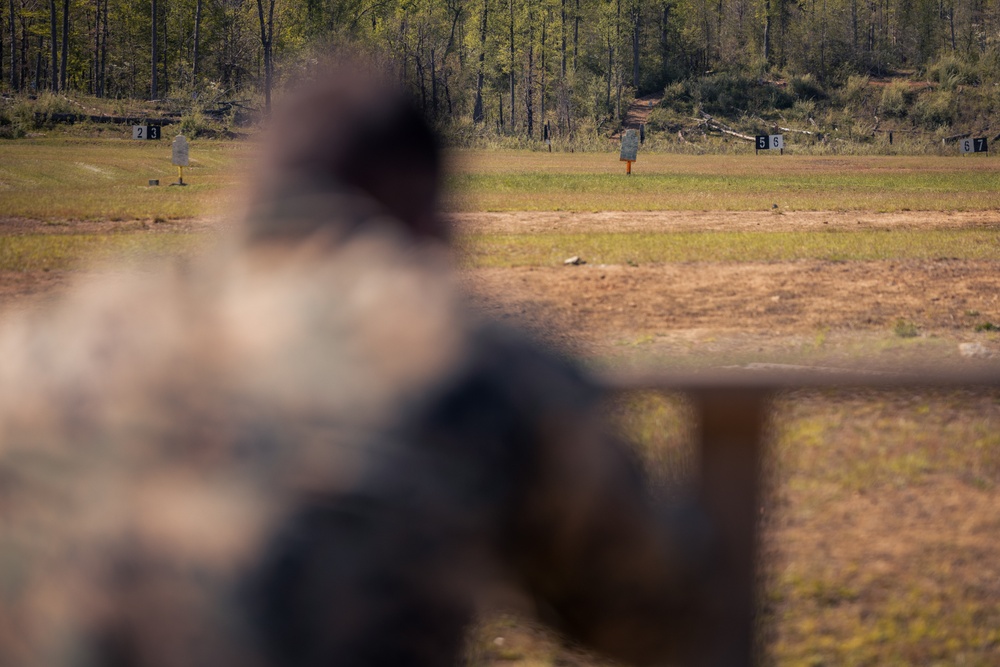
961 137 989 154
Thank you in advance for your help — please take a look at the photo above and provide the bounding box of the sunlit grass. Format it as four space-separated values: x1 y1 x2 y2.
445 151 1000 211
596 388 1000 667
458 228 1000 267
0 233 207 271
0 137 254 220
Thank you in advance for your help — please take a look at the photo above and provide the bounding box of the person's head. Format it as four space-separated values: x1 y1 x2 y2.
249 60 446 243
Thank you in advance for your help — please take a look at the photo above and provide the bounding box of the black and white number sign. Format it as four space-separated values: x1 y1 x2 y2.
755 134 784 151
132 125 162 140
960 137 988 154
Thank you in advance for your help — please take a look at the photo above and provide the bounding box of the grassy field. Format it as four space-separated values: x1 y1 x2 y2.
1 141 998 222
1 141 999 666
0 232 206 271
459 228 1000 267
0 137 253 220
448 150 1000 212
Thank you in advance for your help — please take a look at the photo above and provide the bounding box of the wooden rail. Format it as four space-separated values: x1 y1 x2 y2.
602 366 1000 666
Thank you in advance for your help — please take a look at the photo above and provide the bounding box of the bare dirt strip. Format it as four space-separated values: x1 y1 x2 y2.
450 209 1000 234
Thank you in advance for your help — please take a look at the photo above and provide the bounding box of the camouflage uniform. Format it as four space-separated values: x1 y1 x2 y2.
0 68 715 667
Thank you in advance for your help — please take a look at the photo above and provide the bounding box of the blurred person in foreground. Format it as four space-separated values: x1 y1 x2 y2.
0 63 717 667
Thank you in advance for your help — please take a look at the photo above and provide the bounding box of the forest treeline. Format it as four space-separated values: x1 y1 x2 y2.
2 0 1000 138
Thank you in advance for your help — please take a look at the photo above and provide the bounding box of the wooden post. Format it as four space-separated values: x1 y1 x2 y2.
626 160 632 175
693 388 768 667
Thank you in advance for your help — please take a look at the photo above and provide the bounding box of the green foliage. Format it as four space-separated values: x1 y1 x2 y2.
690 73 795 115
926 55 981 88
893 318 919 338
912 90 956 129
790 74 827 102
878 81 913 118
839 75 872 108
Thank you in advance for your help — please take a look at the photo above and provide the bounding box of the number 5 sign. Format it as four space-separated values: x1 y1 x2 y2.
755 134 784 153
960 137 989 154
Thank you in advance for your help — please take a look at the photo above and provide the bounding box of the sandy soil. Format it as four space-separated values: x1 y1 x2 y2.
450 209 1000 234
5 211 999 363
454 211 1000 364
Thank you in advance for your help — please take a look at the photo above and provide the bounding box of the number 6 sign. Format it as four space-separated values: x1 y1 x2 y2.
960 137 989 154
755 134 784 153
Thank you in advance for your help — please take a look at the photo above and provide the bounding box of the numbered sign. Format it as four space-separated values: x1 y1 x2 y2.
755 134 784 151
172 135 190 166
620 129 639 162
960 137 989 154
132 125 162 141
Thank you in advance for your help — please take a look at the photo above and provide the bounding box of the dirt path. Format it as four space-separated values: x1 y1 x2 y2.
610 93 662 140
450 209 1000 234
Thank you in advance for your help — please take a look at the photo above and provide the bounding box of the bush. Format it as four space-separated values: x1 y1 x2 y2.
912 89 955 129
926 55 979 88
790 74 827 101
690 73 794 115
894 318 919 338
659 82 691 113
878 81 912 117
839 75 871 109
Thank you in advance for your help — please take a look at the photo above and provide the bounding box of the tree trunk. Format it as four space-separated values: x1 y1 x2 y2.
431 47 438 119
59 0 67 90
48 0 57 91
540 13 546 131
193 0 202 86
255 0 275 114
161 0 168 94
34 33 41 91
508 0 514 132
560 0 566 77
151 0 158 99
99 0 108 96
573 0 579 70
473 0 487 123
20 12 27 91
763 0 770 65
6 0 13 90
606 34 612 109
526 0 533 138
632 2 640 89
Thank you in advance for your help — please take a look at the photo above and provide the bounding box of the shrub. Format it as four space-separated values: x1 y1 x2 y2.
840 75 871 109
790 74 827 101
926 55 979 88
690 73 794 115
879 81 911 117
912 90 955 129
894 318 919 338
